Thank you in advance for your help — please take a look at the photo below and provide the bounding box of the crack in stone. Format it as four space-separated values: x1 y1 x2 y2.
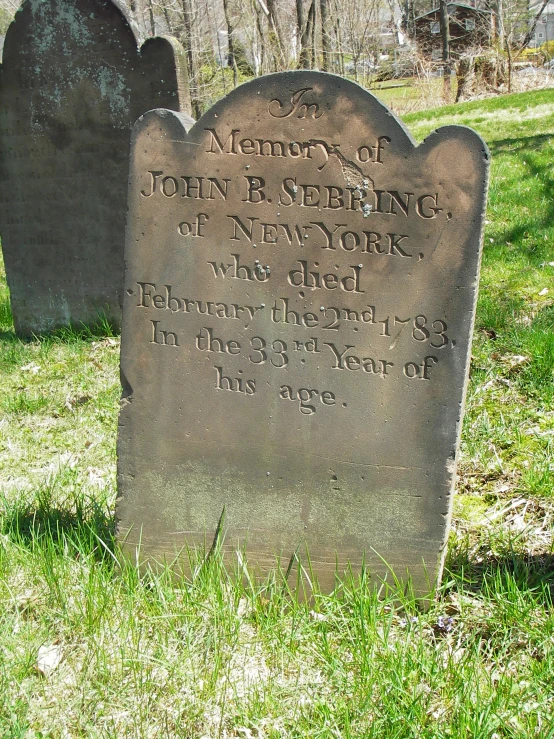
307 139 374 190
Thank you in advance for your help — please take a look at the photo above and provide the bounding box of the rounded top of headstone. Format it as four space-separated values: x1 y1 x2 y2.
3 0 140 65
117 68 490 597
190 71 416 154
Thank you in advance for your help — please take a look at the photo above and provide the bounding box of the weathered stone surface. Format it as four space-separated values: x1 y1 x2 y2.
116 72 489 595
0 0 189 337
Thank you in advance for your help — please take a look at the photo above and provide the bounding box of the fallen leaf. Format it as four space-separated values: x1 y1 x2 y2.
309 610 327 622
87 467 106 488
236 729 257 739
92 337 118 349
515 315 532 326
481 328 497 340
36 642 62 676
20 362 40 374
15 588 41 612
445 593 461 614
505 355 530 373
524 426 541 436
478 379 496 392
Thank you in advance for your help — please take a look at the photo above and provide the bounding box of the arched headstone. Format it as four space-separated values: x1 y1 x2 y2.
116 72 489 596
0 0 190 336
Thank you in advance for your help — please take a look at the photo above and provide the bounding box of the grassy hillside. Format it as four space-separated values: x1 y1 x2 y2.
0 90 553 738
407 90 554 509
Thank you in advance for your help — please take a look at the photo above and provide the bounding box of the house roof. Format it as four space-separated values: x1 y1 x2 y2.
414 3 493 22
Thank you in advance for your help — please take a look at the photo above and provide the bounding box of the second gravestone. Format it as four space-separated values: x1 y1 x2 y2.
0 0 189 337
117 72 489 595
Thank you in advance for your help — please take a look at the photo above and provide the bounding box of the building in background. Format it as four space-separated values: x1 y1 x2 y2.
528 2 554 47
414 2 494 60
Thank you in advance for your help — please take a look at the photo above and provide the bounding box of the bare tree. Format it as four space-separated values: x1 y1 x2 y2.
520 0 549 50
252 0 268 73
320 0 331 70
297 0 316 68
340 0 383 83
145 0 156 34
222 0 238 85
266 0 287 66
439 0 451 98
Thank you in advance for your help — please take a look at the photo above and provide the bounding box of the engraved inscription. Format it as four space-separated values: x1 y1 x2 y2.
132 103 455 397
205 129 333 168
141 171 230 200
268 87 323 119
118 72 489 598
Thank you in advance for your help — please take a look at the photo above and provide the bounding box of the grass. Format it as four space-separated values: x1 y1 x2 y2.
0 89 553 737
369 76 444 115
406 89 554 506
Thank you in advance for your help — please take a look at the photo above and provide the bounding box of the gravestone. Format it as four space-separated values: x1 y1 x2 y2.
116 72 489 595
0 0 189 337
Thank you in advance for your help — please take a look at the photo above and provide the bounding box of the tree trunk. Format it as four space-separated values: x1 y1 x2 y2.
505 36 512 93
405 0 415 38
161 1 172 34
146 0 156 35
267 0 286 68
455 56 474 102
495 0 504 49
222 0 239 87
297 0 316 69
439 0 451 100
181 0 202 119
519 0 548 51
297 0 308 68
336 16 345 76
320 0 331 71
298 0 315 69
252 0 266 74
310 0 316 68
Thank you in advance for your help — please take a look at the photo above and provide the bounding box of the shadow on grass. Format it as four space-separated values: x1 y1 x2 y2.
1 493 116 564
489 133 553 155
445 544 554 605
0 290 120 343
487 134 554 267
3 492 553 608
